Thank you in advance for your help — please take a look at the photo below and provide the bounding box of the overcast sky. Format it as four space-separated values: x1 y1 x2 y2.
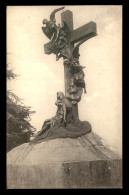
7 5 122 154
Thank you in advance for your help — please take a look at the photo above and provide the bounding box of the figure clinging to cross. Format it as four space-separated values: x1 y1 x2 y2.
30 6 97 144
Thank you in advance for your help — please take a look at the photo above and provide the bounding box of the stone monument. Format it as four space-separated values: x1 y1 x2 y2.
7 7 122 188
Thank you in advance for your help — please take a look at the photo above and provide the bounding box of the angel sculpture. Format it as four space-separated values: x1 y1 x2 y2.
42 7 70 60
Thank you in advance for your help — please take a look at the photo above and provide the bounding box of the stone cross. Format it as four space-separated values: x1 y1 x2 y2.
44 9 97 119
61 10 97 119
61 10 97 90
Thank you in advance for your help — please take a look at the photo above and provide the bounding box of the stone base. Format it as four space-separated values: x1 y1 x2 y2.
7 132 122 189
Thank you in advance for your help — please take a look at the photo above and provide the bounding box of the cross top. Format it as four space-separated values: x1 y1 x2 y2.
43 8 97 58
61 10 97 44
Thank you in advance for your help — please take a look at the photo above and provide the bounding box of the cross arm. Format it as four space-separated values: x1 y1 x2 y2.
69 21 97 44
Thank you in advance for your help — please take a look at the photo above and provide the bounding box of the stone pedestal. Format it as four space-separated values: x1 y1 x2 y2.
7 132 122 188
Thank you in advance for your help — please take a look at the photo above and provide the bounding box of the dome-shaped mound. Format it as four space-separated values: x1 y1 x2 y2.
7 132 122 189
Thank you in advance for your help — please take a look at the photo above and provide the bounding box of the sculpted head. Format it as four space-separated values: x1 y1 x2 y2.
43 19 49 24
57 92 65 100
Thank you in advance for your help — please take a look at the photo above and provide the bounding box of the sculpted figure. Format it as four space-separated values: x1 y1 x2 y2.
73 71 86 93
66 87 83 104
42 7 65 39
55 92 72 124
37 91 72 136
42 19 57 39
42 6 70 60
65 79 83 104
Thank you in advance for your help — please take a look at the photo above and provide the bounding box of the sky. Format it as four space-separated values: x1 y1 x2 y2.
7 5 122 154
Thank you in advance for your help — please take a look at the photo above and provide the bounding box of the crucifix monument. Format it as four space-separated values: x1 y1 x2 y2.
7 6 122 189
31 7 97 143
44 7 97 119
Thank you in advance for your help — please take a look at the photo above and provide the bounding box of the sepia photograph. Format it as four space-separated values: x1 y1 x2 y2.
7 5 122 188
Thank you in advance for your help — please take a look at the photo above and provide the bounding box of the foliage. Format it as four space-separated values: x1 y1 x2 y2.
7 65 36 152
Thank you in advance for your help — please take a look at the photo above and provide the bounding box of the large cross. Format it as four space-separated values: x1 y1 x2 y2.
62 10 97 119
44 10 97 119
61 10 97 92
